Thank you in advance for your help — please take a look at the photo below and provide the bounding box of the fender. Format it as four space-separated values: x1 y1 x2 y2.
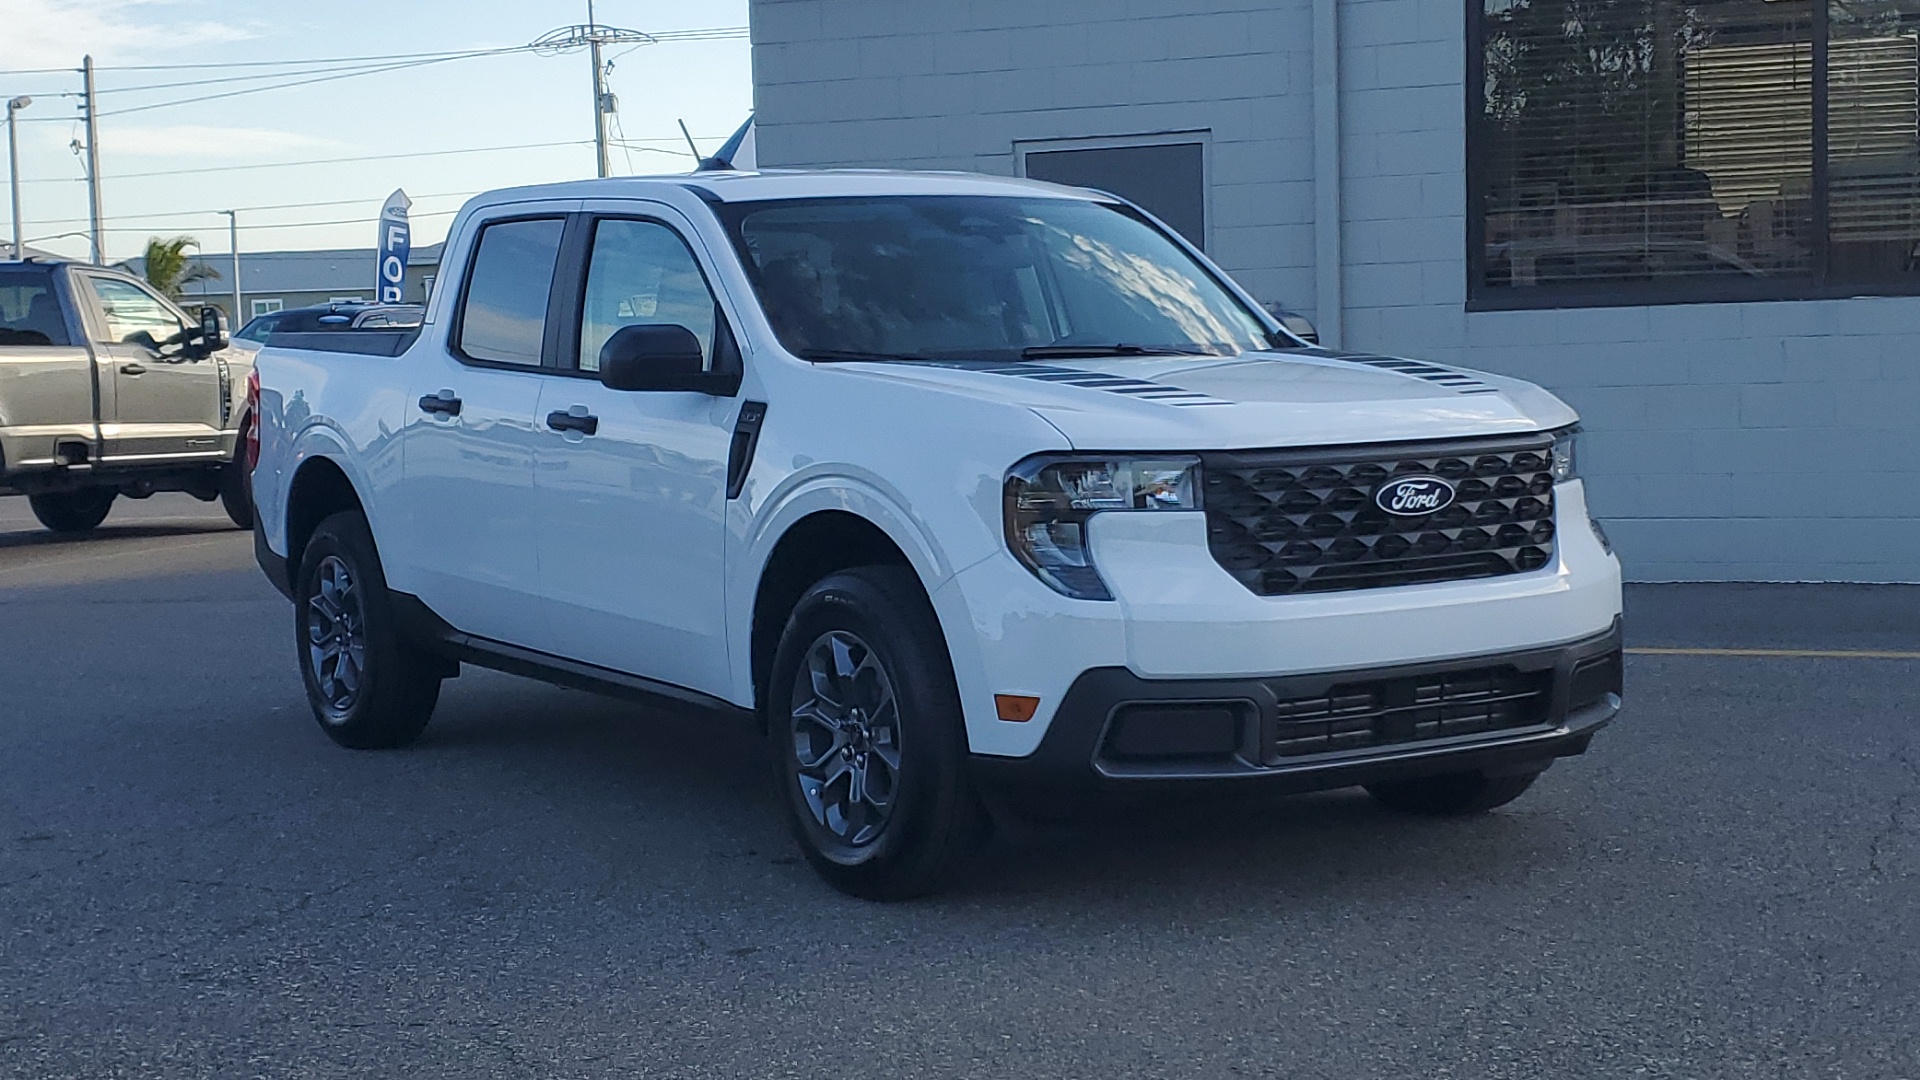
270 421 394 558
725 468 999 709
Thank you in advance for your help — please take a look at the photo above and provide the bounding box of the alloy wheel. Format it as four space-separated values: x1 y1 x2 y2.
789 630 903 847
306 555 367 718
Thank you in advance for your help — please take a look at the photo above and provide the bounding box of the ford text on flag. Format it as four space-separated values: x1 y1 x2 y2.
377 189 411 303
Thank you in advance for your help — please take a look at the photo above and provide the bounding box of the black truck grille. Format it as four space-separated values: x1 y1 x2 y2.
1269 665 1552 759
1201 435 1557 596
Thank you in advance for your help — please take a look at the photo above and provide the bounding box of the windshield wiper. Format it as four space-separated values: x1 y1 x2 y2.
1019 343 1219 360
795 349 937 363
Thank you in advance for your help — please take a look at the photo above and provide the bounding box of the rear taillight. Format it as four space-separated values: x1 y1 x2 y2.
243 369 261 472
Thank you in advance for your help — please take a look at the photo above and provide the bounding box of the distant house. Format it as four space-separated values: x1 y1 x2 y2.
165 243 443 322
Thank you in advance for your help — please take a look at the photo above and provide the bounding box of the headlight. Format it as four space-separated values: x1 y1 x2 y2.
1550 427 1579 483
1005 455 1201 600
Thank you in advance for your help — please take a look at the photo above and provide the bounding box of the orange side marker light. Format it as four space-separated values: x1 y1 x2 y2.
994 694 1041 722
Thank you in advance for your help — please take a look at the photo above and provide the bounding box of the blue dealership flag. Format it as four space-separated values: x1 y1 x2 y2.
376 189 411 303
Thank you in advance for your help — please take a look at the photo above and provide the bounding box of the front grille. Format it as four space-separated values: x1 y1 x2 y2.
1201 435 1557 596
1269 665 1552 759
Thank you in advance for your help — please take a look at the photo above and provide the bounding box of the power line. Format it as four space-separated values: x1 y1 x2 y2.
24 206 464 245
18 139 594 184
19 189 484 230
98 52 536 118
0 31 745 76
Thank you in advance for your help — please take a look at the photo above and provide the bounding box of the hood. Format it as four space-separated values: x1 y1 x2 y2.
835 348 1577 450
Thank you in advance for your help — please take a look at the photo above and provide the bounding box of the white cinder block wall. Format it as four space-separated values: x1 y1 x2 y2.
750 0 1920 581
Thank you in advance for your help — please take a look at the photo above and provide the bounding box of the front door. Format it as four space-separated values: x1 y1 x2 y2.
78 275 223 464
391 215 567 647
531 213 736 697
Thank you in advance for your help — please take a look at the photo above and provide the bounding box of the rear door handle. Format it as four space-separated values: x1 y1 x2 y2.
418 391 462 416
121 362 147 375
546 408 599 436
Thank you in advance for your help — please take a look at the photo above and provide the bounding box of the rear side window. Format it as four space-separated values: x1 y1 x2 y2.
0 269 70 347
456 218 564 366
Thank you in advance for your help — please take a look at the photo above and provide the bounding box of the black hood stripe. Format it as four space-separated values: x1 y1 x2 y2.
896 361 1234 407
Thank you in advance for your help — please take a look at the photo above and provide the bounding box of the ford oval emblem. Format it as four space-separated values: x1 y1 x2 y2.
1375 475 1456 516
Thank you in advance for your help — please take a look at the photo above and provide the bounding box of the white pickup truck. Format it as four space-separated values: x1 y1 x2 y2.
248 170 1623 899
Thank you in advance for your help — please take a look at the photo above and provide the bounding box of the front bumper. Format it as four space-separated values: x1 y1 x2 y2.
970 620 1621 796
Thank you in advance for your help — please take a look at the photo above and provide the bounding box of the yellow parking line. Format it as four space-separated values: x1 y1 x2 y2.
1627 646 1920 660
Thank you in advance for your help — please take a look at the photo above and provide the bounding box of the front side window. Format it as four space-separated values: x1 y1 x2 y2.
1473 0 1920 307
84 276 187 350
578 219 718 372
717 196 1271 362
0 269 68 346
456 217 565 366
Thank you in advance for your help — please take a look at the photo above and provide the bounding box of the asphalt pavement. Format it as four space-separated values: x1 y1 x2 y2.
1 493 1916 1078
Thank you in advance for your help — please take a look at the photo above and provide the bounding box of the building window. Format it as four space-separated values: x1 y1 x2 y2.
1469 0 1920 309
251 298 284 317
1017 133 1210 250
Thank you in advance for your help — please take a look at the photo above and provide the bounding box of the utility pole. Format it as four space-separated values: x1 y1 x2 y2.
219 209 241 323
589 0 609 178
80 55 104 264
531 8 651 179
5 96 28 260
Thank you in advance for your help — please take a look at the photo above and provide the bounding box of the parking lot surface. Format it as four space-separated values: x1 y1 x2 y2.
1 494 1916 1078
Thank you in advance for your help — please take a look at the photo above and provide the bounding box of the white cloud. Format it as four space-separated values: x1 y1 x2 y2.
0 0 250 68
99 124 347 158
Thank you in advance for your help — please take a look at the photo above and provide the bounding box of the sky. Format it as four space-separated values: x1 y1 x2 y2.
0 0 753 262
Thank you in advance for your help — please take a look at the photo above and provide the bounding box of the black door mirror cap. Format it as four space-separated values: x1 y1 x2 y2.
598 324 712 392
196 306 229 354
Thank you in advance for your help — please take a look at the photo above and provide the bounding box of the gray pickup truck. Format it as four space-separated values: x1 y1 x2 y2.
0 257 252 533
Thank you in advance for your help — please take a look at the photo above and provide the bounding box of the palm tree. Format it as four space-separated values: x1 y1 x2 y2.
141 236 220 299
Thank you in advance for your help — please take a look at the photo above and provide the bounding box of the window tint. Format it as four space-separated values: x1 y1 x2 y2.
578 219 717 372
85 277 185 349
0 269 68 347
1474 0 1920 304
457 218 564 366
720 196 1269 361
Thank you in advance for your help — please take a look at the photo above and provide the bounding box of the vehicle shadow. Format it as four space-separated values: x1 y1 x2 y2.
408 672 1582 910
0 521 243 550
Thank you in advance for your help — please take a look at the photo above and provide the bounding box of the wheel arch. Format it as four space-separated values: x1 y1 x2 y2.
283 454 366 579
750 510 921 717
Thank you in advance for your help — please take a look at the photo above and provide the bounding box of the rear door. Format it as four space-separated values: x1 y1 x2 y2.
77 274 224 464
392 211 573 646
0 266 98 471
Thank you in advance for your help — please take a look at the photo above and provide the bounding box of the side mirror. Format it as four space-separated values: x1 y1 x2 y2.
598 324 710 392
1263 304 1319 347
198 306 229 353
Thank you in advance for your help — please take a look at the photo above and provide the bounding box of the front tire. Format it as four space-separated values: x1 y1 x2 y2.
220 450 253 530
294 510 442 749
766 566 989 901
1365 769 1543 816
29 488 116 533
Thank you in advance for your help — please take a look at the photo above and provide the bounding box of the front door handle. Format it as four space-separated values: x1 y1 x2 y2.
546 407 599 436
121 362 147 375
418 391 462 417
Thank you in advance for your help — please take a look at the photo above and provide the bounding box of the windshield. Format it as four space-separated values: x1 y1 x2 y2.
716 196 1275 362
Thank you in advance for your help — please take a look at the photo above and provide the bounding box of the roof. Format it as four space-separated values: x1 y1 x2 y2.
0 242 71 261
465 168 1104 209
161 241 444 299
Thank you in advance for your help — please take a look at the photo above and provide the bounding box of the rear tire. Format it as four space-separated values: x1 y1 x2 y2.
1365 769 1542 816
766 566 990 901
29 489 116 533
294 510 442 749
